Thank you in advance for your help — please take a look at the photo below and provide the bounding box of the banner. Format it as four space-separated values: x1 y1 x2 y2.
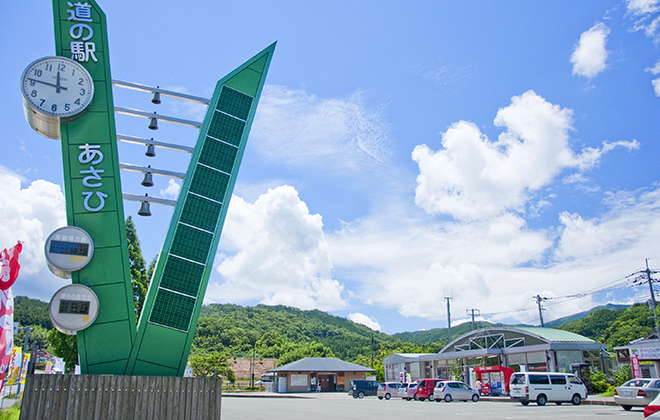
631 349 643 378
0 242 22 290
5 347 22 385
0 289 13 391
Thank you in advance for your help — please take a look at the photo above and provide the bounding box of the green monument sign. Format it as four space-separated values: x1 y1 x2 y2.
127 46 275 376
21 0 274 376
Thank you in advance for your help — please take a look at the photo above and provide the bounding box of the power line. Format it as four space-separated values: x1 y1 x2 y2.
479 263 659 323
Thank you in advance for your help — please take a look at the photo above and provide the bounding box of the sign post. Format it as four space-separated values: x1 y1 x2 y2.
51 0 137 375
22 0 276 376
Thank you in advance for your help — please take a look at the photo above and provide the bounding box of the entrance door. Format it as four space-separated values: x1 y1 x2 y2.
319 374 335 391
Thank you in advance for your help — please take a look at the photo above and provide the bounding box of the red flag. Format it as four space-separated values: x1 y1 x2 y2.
0 242 22 290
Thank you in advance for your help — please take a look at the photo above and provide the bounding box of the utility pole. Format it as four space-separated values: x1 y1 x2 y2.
645 259 660 338
534 295 548 327
445 295 453 342
467 308 480 330
630 259 660 338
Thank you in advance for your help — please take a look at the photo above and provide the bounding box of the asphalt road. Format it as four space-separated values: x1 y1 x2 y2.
221 396 644 420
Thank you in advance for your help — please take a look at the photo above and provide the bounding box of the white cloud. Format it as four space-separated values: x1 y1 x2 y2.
646 61 660 75
0 173 66 275
347 313 381 331
252 85 391 173
160 179 181 198
645 62 660 96
627 0 660 16
570 23 610 78
0 172 68 300
326 182 660 325
207 185 346 311
555 187 660 262
412 91 633 221
626 0 660 41
653 78 660 96
328 212 553 322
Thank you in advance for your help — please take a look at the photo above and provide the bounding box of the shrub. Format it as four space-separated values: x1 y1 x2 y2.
590 370 609 394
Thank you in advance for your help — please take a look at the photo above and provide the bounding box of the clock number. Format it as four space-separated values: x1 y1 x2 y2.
34 69 42 77
74 98 81 105
30 90 37 97
78 78 84 86
29 80 35 87
45 63 53 71
65 104 71 112
58 63 66 71
40 99 46 107
52 104 58 112
80 88 86 96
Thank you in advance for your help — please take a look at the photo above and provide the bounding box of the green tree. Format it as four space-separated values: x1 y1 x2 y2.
278 341 334 365
15 325 49 351
189 351 236 382
13 296 52 330
46 329 78 373
612 364 632 387
602 304 655 349
126 216 156 321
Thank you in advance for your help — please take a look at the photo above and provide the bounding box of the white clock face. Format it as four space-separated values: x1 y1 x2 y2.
21 56 94 120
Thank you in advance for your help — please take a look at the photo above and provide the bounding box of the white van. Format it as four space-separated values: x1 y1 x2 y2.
509 372 587 406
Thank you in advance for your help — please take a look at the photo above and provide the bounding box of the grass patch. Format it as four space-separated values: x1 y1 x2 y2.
0 399 20 420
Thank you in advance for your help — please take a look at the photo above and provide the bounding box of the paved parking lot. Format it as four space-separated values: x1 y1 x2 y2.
221 395 643 420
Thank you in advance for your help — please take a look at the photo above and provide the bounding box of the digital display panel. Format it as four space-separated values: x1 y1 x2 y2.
49 240 89 256
58 300 90 315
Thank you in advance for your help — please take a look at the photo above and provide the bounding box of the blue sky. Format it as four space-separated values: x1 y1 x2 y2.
2 0 660 334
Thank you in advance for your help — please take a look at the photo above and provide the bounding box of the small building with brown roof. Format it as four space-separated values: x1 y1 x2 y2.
268 357 375 393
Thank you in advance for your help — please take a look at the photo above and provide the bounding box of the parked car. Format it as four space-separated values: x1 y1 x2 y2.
377 382 402 400
614 378 660 411
431 381 480 402
645 392 660 418
415 379 448 401
401 382 418 400
397 383 411 399
509 372 587 406
349 379 380 399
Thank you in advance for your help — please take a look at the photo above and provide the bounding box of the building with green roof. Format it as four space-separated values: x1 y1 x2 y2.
383 326 606 385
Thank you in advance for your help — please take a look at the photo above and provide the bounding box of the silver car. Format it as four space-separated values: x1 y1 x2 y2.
431 381 480 402
397 383 410 399
614 378 660 411
400 382 418 401
377 382 402 400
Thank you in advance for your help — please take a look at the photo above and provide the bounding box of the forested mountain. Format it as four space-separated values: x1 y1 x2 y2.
195 304 427 365
544 304 630 328
14 295 52 330
393 321 497 349
12 296 659 376
555 303 657 350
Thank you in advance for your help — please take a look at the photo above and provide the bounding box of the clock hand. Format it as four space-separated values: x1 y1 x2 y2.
56 71 61 94
26 77 68 91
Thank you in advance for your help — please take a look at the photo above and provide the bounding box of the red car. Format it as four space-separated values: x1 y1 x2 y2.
415 379 448 401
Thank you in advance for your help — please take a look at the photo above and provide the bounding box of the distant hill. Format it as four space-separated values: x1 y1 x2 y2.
544 304 630 328
392 321 498 347
13 295 645 362
14 295 52 330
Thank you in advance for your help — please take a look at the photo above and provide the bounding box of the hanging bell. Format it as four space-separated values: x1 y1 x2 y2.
151 88 162 105
145 143 156 157
141 166 154 187
148 112 158 130
138 196 152 216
